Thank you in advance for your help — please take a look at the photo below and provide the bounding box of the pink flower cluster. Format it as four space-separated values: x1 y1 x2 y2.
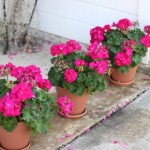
103 24 111 32
115 52 132 67
140 25 150 48
0 83 34 117
64 68 78 83
117 18 133 31
144 25 150 35
10 65 51 91
90 26 104 44
90 19 133 44
140 35 150 48
88 44 109 59
122 40 136 48
89 60 108 74
0 63 15 76
56 96 74 116
74 59 86 67
115 39 134 67
50 40 81 56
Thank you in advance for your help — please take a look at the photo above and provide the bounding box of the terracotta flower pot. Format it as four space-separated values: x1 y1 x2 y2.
109 66 137 86
56 86 88 118
0 122 30 150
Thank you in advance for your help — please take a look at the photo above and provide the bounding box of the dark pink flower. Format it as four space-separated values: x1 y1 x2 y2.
144 25 150 35
57 96 74 116
88 44 109 59
74 59 86 67
89 62 97 69
95 61 108 74
67 40 81 51
50 40 81 56
115 52 132 67
90 26 104 44
117 18 133 31
140 35 150 48
37 79 52 91
64 68 78 83
103 24 111 32
11 83 34 102
122 40 136 48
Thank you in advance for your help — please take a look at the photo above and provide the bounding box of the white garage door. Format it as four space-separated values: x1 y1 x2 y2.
31 0 149 63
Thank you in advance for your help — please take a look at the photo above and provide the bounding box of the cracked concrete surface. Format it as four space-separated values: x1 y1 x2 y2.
61 90 150 150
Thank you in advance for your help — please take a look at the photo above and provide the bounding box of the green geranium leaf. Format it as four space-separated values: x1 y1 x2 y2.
1 117 18 132
118 66 129 73
48 67 63 86
132 54 142 64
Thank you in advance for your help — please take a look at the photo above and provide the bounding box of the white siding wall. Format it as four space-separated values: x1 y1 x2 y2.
31 0 139 44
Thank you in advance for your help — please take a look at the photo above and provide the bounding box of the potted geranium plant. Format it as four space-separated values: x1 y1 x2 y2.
48 40 110 118
90 18 150 86
0 63 56 150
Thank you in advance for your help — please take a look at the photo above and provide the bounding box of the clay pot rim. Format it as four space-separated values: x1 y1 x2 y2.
0 142 30 150
58 108 87 119
109 76 135 86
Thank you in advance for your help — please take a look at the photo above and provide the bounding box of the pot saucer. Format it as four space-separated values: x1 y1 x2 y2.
58 108 87 119
109 76 135 86
0 142 30 150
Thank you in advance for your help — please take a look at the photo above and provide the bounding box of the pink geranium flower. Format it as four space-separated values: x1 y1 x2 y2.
117 18 133 31
74 59 86 67
140 35 150 48
57 96 74 116
88 44 109 59
115 52 132 67
144 25 150 35
50 40 81 56
64 68 78 83
90 26 104 44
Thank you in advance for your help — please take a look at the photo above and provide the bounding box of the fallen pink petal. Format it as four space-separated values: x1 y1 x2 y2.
85 128 91 133
102 117 106 123
115 124 119 128
57 138 63 142
65 133 71 138
121 143 128 148
48 41 51 45
67 147 72 150
108 82 113 86
8 55 13 59
113 140 119 144
108 91 113 95
107 113 111 118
